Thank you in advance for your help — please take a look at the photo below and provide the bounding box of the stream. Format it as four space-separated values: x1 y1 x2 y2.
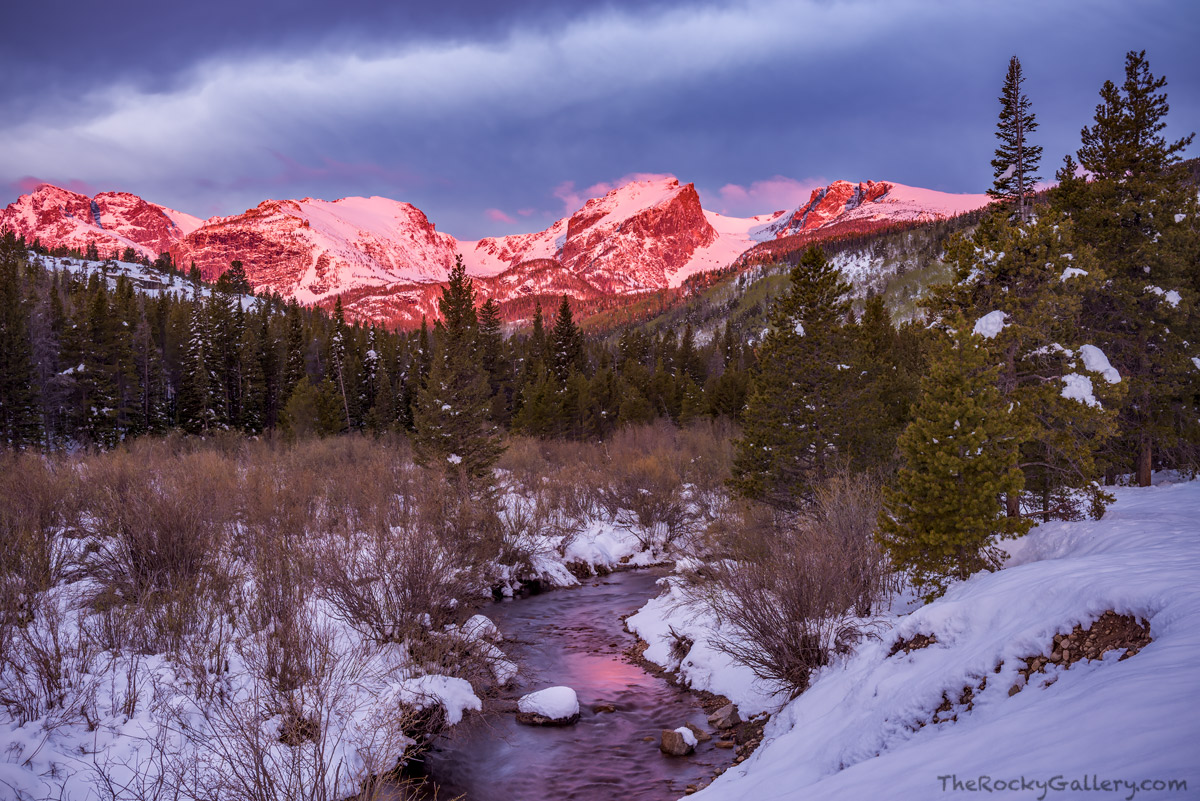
407 568 734 800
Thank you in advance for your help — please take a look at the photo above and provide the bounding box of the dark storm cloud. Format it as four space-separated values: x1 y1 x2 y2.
2 0 1197 238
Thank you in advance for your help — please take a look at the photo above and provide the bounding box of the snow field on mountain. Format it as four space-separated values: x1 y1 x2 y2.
630 478 1200 801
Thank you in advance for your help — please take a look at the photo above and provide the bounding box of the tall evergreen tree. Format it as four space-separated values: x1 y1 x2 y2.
845 293 919 470
988 55 1043 223
282 300 307 400
878 317 1032 599
413 259 504 485
937 211 1120 519
549 295 584 385
1059 50 1199 484
730 246 853 509
80 286 120 445
0 254 40 447
258 310 280 429
476 297 510 423
178 297 221 433
329 297 353 430
216 259 252 294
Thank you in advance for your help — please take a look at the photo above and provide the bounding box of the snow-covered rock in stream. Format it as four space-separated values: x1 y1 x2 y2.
516 686 581 726
661 727 697 756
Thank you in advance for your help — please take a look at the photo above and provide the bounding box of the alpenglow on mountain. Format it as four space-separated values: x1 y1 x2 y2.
1 177 991 326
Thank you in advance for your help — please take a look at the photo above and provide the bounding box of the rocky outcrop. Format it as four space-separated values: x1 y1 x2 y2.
755 180 894 239
170 196 459 304
556 179 717 292
0 185 198 259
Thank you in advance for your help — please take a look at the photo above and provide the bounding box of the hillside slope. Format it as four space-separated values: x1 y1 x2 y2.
632 479 1200 800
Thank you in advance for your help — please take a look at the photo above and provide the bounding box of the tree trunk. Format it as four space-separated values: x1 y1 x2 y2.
1006 492 1021 518
1137 434 1153 487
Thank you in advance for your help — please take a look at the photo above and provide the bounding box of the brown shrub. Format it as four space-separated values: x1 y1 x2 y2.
0 453 78 624
78 448 239 656
314 466 489 644
691 471 890 695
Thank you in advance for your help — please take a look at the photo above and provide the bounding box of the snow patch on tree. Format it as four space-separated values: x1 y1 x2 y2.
1061 373 1100 407
1079 344 1121 384
972 310 1008 339
1145 285 1182 307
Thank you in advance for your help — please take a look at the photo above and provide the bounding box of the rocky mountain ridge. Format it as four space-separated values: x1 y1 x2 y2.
1 177 992 326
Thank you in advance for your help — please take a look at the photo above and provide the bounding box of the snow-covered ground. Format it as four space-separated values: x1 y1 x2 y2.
631 478 1200 800
31 253 259 310
0 474 659 801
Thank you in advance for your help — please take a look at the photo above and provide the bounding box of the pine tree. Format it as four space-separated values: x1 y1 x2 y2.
216 259 252 294
416 315 432 387
257 310 280 429
846 293 919 470
80 286 120 446
477 298 510 423
549 295 584 385
238 311 268 432
359 327 380 426
413 259 504 485
988 56 1043 223
109 277 144 438
0 253 41 447
1060 50 1199 484
282 300 307 399
937 211 1120 519
438 255 477 342
730 246 853 509
878 318 1032 599
178 298 221 433
329 297 353 430
529 301 547 369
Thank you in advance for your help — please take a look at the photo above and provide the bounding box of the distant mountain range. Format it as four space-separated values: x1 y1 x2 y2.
1 177 990 326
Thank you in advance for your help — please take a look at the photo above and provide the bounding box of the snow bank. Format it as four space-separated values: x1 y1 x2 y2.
690 480 1200 800
626 571 787 715
396 675 481 725
517 686 579 721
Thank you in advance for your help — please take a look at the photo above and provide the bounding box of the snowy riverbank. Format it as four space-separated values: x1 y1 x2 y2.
0 468 663 801
629 477 1200 800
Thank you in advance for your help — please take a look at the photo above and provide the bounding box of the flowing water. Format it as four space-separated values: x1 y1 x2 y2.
410 569 734 800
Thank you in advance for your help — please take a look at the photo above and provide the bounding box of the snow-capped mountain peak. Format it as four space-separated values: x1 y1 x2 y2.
3 174 993 326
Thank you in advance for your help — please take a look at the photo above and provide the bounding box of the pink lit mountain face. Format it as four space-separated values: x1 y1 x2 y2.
0 184 201 260
2 177 991 324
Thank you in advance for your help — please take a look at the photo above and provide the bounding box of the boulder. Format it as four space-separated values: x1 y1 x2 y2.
660 727 696 756
707 703 741 730
685 722 712 742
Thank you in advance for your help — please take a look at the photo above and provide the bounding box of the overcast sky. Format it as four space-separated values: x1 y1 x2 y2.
2 0 1197 238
